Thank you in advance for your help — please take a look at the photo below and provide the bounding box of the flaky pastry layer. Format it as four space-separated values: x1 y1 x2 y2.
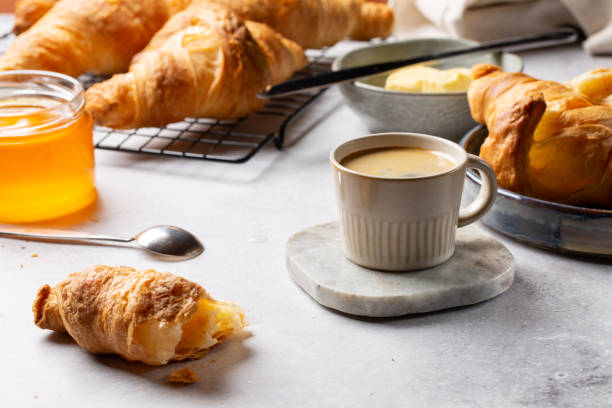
33 265 247 366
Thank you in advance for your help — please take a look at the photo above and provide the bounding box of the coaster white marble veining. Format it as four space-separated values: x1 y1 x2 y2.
286 222 515 317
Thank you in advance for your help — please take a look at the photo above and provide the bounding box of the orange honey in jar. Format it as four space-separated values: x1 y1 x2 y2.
0 71 96 223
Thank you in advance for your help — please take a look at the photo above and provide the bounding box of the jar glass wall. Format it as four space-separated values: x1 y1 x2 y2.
0 70 96 223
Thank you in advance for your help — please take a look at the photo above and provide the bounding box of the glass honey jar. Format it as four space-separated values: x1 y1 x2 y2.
0 71 96 223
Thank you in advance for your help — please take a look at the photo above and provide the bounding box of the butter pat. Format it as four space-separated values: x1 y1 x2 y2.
385 65 473 93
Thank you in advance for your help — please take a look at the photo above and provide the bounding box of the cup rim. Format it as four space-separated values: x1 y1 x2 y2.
329 132 467 181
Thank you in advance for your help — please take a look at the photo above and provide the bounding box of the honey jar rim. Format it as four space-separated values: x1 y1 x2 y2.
0 70 86 138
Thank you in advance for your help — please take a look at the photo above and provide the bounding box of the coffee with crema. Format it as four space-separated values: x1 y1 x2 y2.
340 146 457 178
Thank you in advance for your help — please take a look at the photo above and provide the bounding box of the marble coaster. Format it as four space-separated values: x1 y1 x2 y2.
286 222 515 317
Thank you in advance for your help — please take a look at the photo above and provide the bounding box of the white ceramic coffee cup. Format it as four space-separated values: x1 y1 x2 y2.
330 133 497 271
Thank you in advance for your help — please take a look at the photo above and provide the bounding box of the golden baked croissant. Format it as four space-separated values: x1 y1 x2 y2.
349 0 395 42
568 68 612 104
33 265 247 366
13 0 57 34
0 0 191 76
206 0 394 49
134 0 371 64
5 0 391 84
468 64 612 207
85 3 307 129
11 0 393 45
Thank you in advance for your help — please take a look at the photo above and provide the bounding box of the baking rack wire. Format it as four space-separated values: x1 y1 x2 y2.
0 31 334 163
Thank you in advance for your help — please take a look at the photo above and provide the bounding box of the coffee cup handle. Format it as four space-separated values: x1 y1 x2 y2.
458 154 497 228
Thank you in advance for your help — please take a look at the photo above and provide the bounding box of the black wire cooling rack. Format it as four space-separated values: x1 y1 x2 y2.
0 31 333 163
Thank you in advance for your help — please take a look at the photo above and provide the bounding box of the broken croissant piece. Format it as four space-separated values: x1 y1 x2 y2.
33 266 247 366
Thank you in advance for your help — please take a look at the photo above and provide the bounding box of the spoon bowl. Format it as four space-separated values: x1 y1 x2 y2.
135 225 204 260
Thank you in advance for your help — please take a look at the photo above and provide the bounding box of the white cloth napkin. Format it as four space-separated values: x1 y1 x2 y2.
391 0 612 55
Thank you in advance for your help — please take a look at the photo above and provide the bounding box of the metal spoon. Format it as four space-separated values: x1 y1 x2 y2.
0 225 204 260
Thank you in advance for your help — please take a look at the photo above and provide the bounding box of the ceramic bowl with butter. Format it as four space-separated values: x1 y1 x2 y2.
332 38 523 142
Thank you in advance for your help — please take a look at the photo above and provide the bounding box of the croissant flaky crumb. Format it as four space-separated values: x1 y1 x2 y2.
33 266 247 366
168 367 200 384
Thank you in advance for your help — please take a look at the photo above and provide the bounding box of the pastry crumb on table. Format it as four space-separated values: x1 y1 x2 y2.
168 367 199 384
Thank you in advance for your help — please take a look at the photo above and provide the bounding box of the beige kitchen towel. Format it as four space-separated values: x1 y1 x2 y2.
392 0 612 55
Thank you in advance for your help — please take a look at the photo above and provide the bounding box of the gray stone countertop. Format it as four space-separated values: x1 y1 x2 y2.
0 15 611 407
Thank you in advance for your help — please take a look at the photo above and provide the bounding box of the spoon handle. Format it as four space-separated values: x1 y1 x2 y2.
0 227 133 244
259 27 580 98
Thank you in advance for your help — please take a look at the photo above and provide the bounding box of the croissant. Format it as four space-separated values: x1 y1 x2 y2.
468 64 612 207
7 0 392 75
13 0 57 34
33 265 247 366
349 1 395 42
0 0 191 76
206 0 394 49
568 68 612 104
85 3 307 129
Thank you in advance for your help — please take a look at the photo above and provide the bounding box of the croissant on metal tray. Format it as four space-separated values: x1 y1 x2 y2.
85 2 307 129
33 266 247 366
467 64 612 208
11 0 394 49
